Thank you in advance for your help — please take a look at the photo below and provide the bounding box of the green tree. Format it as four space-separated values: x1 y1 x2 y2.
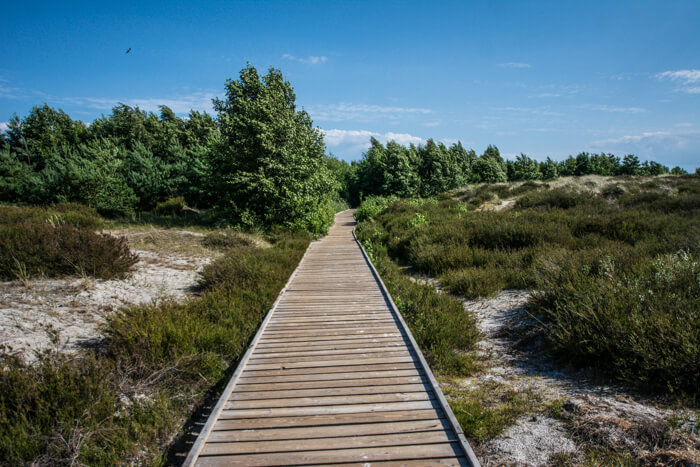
212 64 338 235
540 157 559 180
471 156 507 183
671 166 688 175
619 154 641 175
509 153 542 181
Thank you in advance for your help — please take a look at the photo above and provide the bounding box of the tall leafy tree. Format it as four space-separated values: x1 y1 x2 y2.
212 64 338 234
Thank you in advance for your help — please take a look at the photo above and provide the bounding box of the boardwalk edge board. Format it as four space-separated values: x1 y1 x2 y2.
352 228 481 467
182 240 315 467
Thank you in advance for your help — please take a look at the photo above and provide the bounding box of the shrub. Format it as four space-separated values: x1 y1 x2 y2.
0 221 137 280
531 249 699 394
354 195 399 222
440 267 506 298
0 203 103 229
515 188 586 210
154 197 186 216
201 231 256 250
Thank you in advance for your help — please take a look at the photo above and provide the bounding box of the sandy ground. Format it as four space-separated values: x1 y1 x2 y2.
0 247 210 361
459 290 699 466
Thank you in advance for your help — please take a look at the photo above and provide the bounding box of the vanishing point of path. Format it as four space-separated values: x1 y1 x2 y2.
184 210 479 466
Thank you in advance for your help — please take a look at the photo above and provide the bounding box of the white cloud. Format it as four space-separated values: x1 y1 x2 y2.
493 106 563 116
60 92 217 114
310 103 433 122
655 69 700 84
655 69 700 94
321 128 426 160
323 128 424 147
498 62 532 69
586 104 646 113
0 122 8 133
591 129 700 170
283 54 328 65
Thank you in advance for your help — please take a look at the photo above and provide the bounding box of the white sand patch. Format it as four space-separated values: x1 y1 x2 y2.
485 416 577 466
0 249 209 361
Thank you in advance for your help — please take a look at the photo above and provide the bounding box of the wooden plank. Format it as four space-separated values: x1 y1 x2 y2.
211 409 444 431
202 430 457 455
312 460 468 467
248 350 413 364
208 419 451 442
219 400 441 418
196 443 466 466
237 369 424 384
258 332 405 344
244 356 416 371
250 344 408 358
241 363 421 377
230 383 431 400
236 375 428 391
225 392 433 410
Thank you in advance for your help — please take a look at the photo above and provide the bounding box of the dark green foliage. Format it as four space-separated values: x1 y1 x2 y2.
212 65 338 235
0 221 137 280
507 154 541 181
0 234 309 464
0 204 135 280
153 197 187 216
355 176 700 395
1 104 218 216
515 188 589 210
531 249 699 393
201 230 256 250
0 203 103 229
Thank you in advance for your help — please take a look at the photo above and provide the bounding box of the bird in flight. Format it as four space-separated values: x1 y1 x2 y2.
126 48 132 54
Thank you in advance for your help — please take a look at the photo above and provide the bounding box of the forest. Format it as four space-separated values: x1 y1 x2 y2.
1 64 691 237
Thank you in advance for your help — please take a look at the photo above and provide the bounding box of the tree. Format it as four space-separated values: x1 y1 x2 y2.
619 154 641 175
509 153 542 181
671 166 688 175
540 157 559 180
212 64 338 235
471 156 507 183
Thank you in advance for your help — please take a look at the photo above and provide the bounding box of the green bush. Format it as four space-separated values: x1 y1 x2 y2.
0 221 137 280
0 203 103 229
531 249 699 394
354 195 399 222
201 230 256 250
153 197 186 216
515 188 587 210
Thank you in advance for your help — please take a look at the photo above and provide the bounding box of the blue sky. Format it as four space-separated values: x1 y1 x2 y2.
1 1 699 169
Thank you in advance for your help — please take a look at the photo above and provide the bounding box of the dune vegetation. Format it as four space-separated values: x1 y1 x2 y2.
355 175 700 396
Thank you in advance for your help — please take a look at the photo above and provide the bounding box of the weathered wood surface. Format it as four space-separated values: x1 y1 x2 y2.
184 210 479 466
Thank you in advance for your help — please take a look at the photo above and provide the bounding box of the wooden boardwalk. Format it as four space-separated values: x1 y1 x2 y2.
184 210 479 466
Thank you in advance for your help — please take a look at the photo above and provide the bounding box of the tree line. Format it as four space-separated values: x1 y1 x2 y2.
0 65 340 235
344 138 686 204
0 64 692 234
